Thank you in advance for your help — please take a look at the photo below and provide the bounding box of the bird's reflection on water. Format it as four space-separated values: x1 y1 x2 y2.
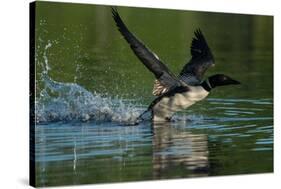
151 121 209 178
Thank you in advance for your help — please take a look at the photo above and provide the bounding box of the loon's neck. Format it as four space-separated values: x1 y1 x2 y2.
201 78 212 92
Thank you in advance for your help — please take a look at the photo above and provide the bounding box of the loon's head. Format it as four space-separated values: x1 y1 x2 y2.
203 74 240 91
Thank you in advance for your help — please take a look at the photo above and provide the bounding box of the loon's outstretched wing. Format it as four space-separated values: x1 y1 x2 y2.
112 8 182 95
179 29 215 85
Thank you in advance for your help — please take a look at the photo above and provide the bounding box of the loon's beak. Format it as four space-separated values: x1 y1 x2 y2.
229 78 241 85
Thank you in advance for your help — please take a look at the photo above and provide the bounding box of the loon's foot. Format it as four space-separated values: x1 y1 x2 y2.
120 111 147 126
122 121 140 126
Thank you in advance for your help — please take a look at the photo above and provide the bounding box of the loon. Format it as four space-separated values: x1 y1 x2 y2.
112 8 240 122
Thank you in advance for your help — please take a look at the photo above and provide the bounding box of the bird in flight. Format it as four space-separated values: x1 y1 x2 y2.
112 8 240 122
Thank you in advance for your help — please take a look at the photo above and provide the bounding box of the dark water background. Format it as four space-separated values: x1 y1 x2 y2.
34 2 273 187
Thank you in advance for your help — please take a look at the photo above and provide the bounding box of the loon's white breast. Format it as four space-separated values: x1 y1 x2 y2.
152 86 209 121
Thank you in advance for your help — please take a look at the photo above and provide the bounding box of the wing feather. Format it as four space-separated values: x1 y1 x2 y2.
112 8 181 94
179 29 215 85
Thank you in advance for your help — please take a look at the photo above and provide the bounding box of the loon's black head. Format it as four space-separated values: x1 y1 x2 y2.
210 74 240 87
202 74 240 91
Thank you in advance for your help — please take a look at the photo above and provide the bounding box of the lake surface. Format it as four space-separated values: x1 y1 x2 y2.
34 2 273 187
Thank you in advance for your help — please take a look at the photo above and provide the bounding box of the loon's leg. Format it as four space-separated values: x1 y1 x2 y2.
121 108 151 126
136 108 151 122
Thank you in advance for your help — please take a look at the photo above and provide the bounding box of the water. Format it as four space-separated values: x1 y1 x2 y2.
34 2 273 187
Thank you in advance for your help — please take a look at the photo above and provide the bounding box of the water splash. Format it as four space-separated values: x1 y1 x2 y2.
35 42 143 124
36 75 142 124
